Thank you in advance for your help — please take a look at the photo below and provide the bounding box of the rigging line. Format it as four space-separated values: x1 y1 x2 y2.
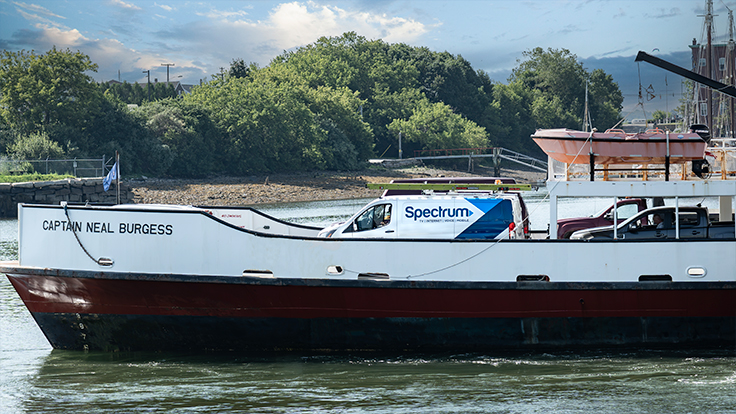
403 132 596 280
636 62 650 122
62 202 108 266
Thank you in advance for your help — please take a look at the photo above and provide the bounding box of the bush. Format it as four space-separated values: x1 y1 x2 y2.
8 131 65 160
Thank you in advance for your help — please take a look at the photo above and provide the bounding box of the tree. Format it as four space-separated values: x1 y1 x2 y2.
8 131 64 160
587 68 623 129
0 47 100 132
651 110 671 122
229 58 254 79
387 99 488 153
136 99 225 177
509 47 622 143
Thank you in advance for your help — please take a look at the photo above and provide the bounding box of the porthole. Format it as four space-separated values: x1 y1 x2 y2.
686 267 707 278
358 272 390 280
242 269 274 278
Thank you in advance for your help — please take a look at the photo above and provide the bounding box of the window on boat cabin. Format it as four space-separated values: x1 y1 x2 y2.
353 203 392 232
720 57 726 71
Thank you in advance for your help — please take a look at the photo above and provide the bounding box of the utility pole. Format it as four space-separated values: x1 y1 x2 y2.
398 131 402 159
142 70 151 101
161 63 175 83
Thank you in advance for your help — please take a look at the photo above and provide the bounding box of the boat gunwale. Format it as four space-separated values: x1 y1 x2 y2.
531 135 708 143
3 262 736 291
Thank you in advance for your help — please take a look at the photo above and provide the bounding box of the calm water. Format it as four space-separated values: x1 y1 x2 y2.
2 196 735 413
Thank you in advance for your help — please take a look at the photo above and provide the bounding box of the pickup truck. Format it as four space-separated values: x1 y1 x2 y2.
557 198 647 239
569 206 735 240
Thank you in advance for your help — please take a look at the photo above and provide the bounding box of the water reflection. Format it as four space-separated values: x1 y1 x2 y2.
19 350 736 413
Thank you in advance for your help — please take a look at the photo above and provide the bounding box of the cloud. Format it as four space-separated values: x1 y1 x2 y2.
12 1 67 29
195 9 250 19
109 0 141 11
11 1 64 19
644 8 681 19
2 1 433 84
156 3 174 12
555 24 583 36
157 1 431 70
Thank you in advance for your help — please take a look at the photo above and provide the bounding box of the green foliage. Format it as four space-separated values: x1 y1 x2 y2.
100 81 177 105
0 47 99 132
511 48 622 130
489 81 534 153
8 131 65 160
135 99 224 177
0 172 74 183
1 37 625 178
229 58 254 79
651 110 671 121
185 63 373 173
387 99 489 153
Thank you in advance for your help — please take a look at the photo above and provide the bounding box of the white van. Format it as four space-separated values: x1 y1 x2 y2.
318 193 526 240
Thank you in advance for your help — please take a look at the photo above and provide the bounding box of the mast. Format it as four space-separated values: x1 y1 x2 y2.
582 81 591 132
706 0 714 133
729 8 735 136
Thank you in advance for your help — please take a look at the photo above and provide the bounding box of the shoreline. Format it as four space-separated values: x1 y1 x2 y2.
128 165 546 206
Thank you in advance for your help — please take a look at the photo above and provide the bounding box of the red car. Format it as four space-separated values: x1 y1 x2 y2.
557 198 648 239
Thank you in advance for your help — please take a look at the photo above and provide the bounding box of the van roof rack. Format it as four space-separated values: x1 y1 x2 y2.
366 183 532 191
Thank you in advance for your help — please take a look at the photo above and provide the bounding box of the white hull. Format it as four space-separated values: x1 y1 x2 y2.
18 202 736 283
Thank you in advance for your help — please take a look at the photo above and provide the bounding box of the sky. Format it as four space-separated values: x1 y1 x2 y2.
0 0 733 119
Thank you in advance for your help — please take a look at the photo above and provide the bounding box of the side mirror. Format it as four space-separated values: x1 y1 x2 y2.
628 223 638 233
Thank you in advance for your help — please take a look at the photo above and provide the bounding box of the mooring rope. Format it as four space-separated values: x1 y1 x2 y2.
62 202 112 266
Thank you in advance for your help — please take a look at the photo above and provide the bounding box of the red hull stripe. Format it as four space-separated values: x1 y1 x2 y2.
7 271 736 319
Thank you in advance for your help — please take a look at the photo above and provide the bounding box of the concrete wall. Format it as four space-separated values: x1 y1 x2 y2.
0 178 134 218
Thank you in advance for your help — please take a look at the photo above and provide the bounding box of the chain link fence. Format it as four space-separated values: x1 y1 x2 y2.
0 156 110 177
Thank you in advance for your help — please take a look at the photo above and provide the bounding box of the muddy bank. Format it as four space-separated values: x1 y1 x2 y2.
129 166 546 206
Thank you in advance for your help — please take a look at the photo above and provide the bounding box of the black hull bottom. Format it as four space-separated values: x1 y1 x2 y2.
34 313 736 352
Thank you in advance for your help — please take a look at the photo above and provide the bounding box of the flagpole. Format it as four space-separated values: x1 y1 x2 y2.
115 151 120 205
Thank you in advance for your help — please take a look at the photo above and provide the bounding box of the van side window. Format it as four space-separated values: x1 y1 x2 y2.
354 204 392 232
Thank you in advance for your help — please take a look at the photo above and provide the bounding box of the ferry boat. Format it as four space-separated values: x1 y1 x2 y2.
2 136 735 352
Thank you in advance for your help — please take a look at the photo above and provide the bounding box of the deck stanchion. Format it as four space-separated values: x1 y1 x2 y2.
589 152 595 181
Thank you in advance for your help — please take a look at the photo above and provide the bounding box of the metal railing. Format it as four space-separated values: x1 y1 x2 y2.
413 147 548 172
0 156 109 177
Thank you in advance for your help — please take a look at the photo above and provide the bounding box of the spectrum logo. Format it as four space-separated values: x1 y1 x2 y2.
405 205 473 220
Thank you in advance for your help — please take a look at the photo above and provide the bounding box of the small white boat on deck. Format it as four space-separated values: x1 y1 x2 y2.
531 125 710 165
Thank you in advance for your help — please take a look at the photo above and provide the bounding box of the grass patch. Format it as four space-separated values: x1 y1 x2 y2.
0 173 75 183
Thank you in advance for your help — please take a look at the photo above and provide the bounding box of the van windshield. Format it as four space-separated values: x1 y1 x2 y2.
355 204 392 232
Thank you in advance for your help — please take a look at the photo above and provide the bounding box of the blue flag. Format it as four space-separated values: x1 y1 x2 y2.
103 161 118 191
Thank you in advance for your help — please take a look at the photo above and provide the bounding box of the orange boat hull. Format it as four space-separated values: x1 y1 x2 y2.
532 129 707 164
